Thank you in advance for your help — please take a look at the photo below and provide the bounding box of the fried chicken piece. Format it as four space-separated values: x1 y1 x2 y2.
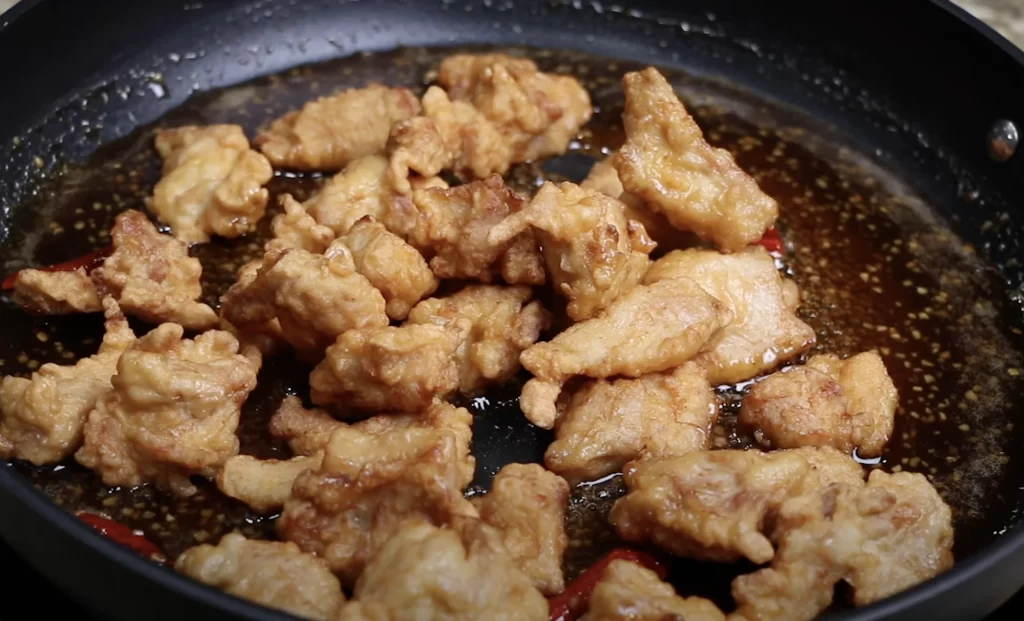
277 424 478 585
151 125 272 243
74 324 260 496
473 463 570 595
90 210 218 330
609 447 865 564
407 285 550 394
519 277 728 429
408 176 545 285
217 453 325 514
176 532 344 621
255 84 421 171
644 247 816 385
337 517 548 621
544 362 717 485
614 68 777 253
0 300 134 465
438 53 592 162
339 218 438 320
219 242 388 359
10 268 103 315
271 194 337 253
268 396 344 457
489 182 656 321
740 352 898 457
581 559 726 621
731 470 954 621
309 321 469 415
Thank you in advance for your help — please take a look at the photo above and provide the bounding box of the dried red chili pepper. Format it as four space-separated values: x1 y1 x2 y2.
755 227 784 255
548 548 666 621
75 511 167 564
1 246 113 290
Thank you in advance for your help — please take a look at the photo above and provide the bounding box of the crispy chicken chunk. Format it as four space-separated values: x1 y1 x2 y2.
740 352 899 457
337 517 548 621
732 471 954 621
488 182 656 321
438 53 592 162
151 125 273 243
217 453 325 514
277 423 478 585
519 277 728 429
339 218 438 320
581 559 726 621
609 447 865 564
10 268 103 315
408 176 546 284
544 362 717 485
271 194 337 253
255 84 421 171
407 285 550 394
614 68 777 252
74 324 260 496
268 396 345 457
303 155 405 236
176 532 345 621
0 300 134 465
644 247 816 385
473 463 570 595
309 322 469 415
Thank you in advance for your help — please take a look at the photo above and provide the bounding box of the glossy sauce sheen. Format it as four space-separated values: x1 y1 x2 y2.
1 47 1023 606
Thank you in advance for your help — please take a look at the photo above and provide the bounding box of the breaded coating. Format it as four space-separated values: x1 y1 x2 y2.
176 532 344 621
473 463 570 595
277 424 478 585
268 396 345 457
614 68 777 252
255 84 421 171
581 559 726 621
271 194 337 253
740 352 898 457
216 453 325 514
91 210 218 330
732 471 954 621
0 300 134 465
438 53 592 162
74 323 260 496
309 322 469 415
219 242 388 359
489 182 655 321
407 285 550 394
339 218 438 320
408 176 546 284
10 268 103 315
644 247 816 385
336 517 548 621
151 124 272 243
544 362 717 485
609 447 864 564
519 277 728 429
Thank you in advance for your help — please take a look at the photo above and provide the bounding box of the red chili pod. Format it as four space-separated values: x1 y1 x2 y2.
548 547 666 621
75 511 167 564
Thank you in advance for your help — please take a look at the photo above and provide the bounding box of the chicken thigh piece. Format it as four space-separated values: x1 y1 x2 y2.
581 559 726 621
9 268 103 315
270 194 337 254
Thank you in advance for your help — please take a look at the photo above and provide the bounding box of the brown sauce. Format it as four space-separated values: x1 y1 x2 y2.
2 46 1023 608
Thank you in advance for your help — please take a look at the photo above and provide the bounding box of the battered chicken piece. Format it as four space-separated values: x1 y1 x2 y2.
473 463 570 595
91 210 218 331
408 176 546 285
614 68 778 252
271 194 337 253
731 470 954 621
740 352 899 457
255 83 421 171
337 517 548 621
609 447 864 564
407 285 550 394
74 323 260 496
544 362 717 485
581 559 726 621
217 453 324 514
438 53 593 162
176 532 344 621
219 242 388 359
151 124 273 243
277 424 478 584
643 247 816 385
0 300 134 465
10 268 103 315
339 218 438 320
268 396 345 457
519 277 728 429
488 182 656 321
309 321 469 415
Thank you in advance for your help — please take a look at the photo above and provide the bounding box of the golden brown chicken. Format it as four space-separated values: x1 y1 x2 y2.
581 559 726 621
271 194 337 254
9 268 103 315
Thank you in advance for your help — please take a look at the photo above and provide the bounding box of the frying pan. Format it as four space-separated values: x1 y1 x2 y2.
2 0 1024 620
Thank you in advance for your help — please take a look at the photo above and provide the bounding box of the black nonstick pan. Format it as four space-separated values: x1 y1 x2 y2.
3 1 1024 620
